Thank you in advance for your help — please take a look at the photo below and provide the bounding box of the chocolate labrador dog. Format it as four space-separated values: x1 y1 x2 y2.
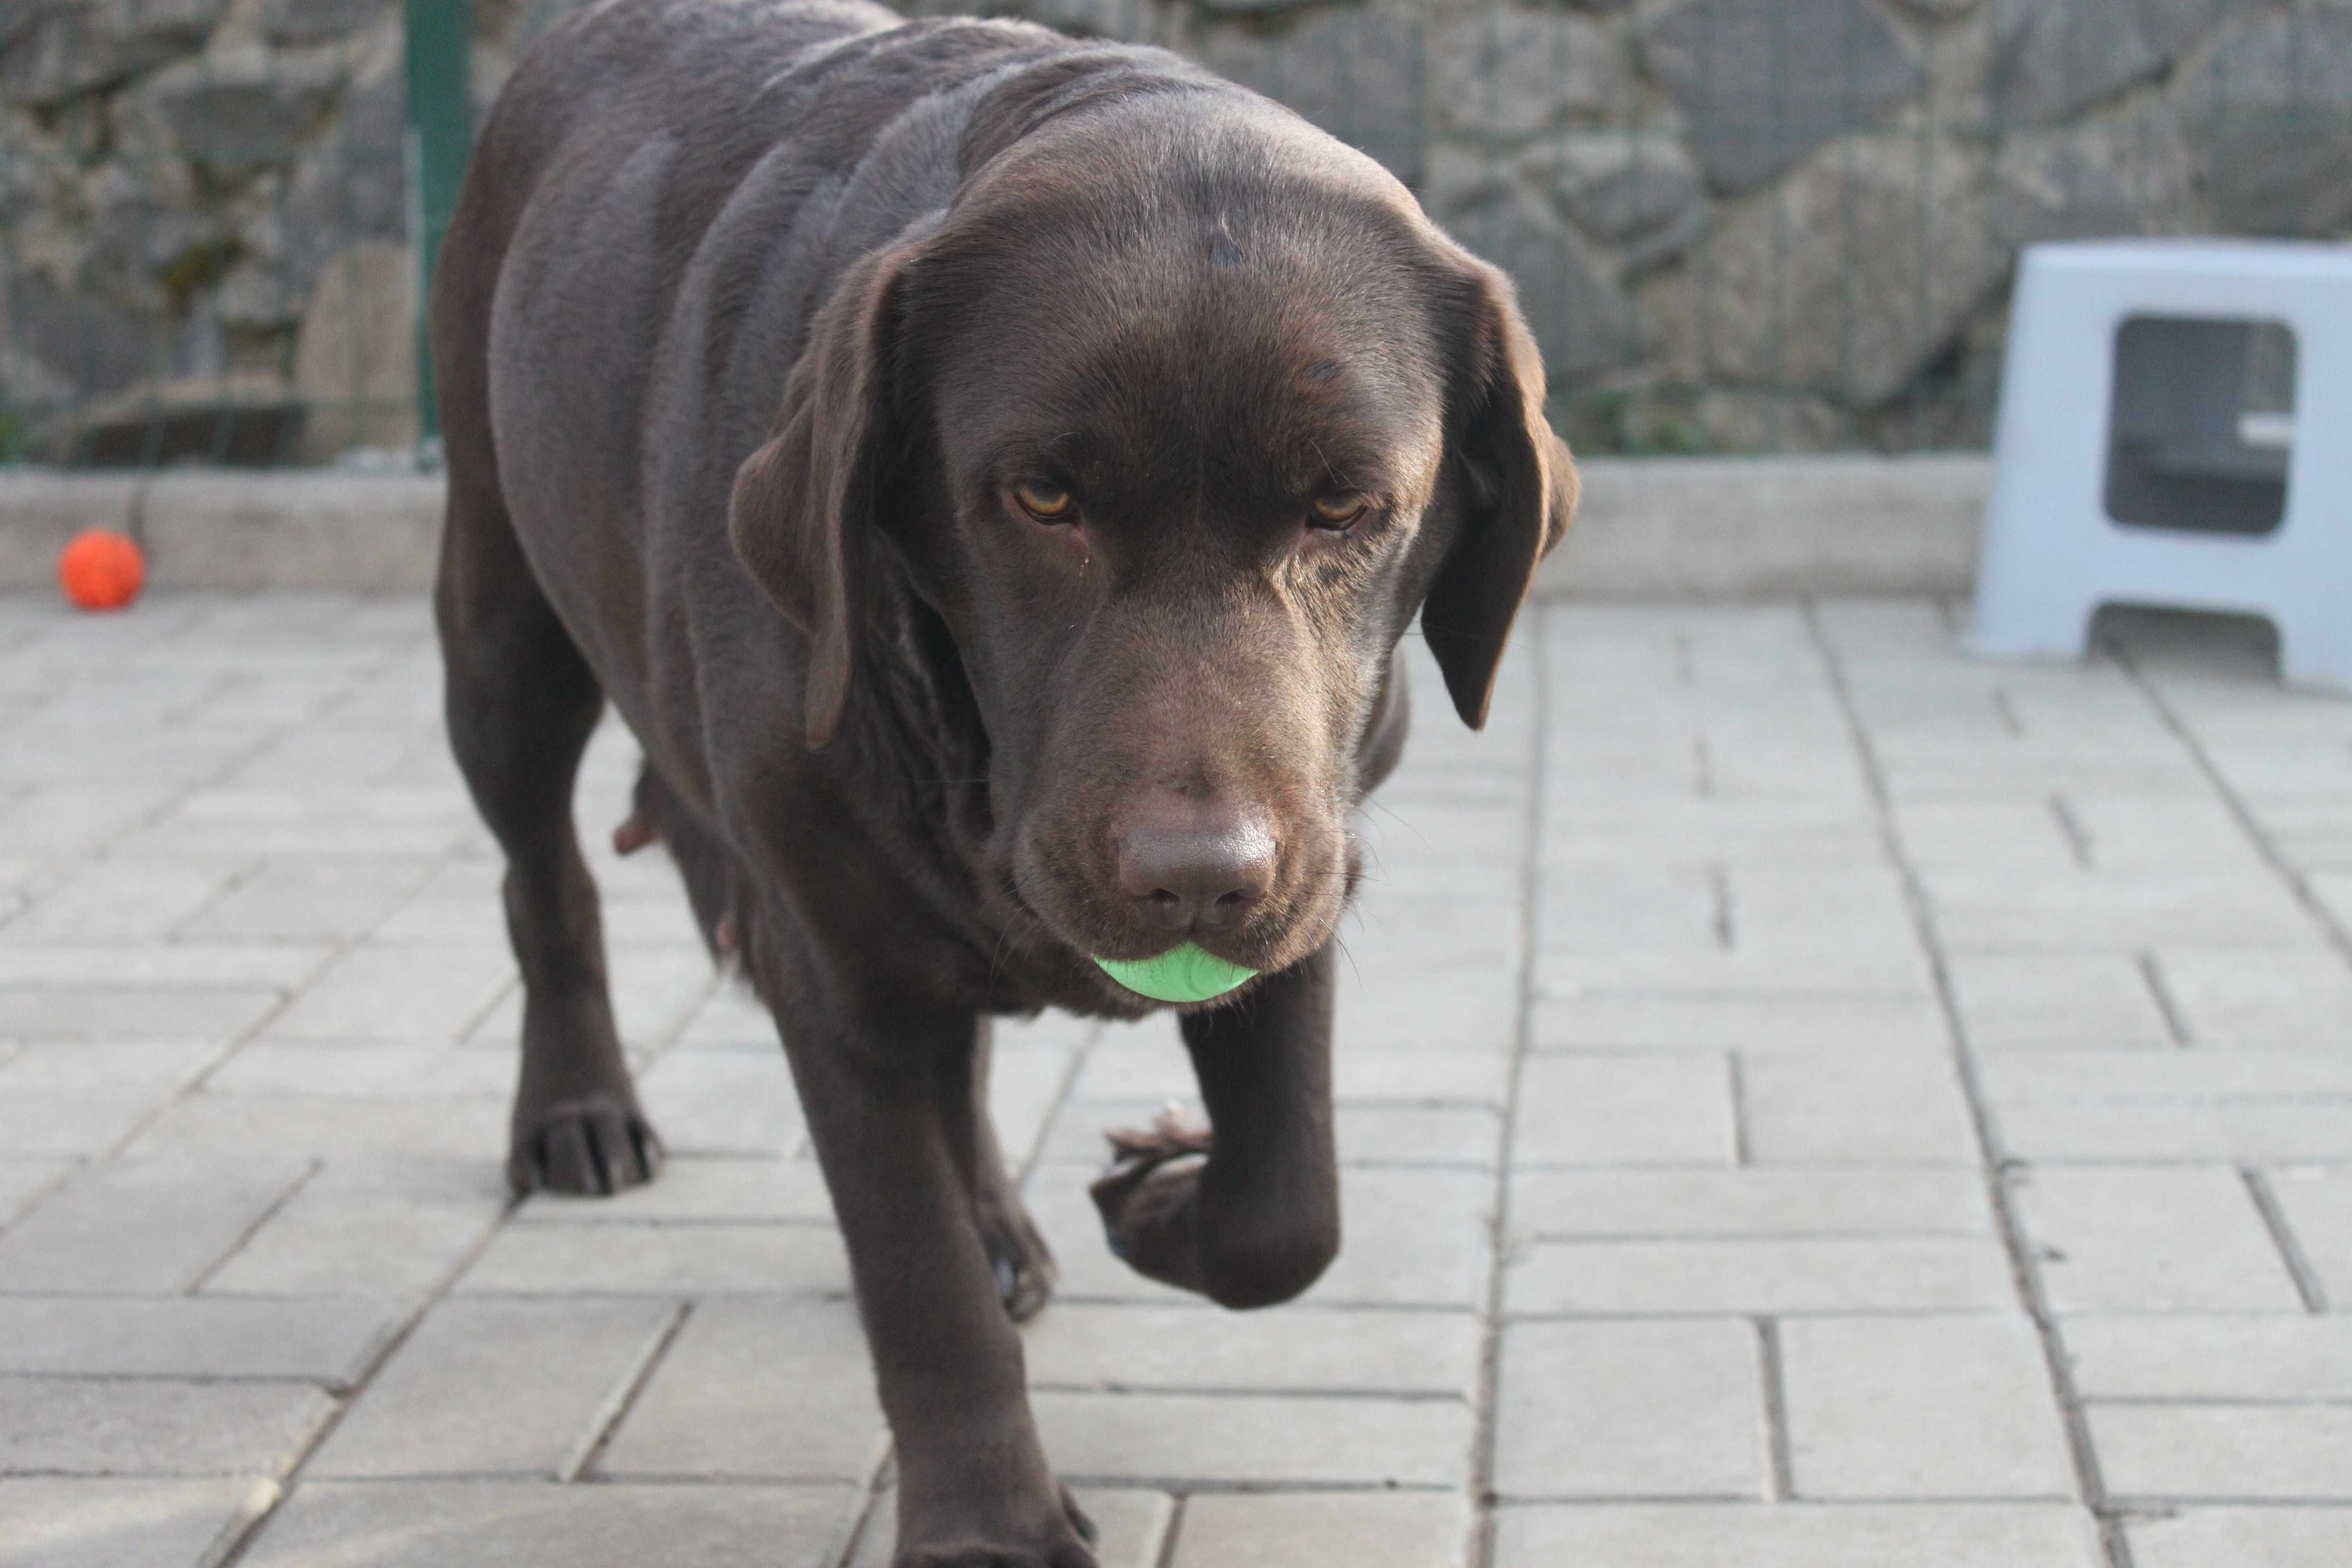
432 0 1573 1559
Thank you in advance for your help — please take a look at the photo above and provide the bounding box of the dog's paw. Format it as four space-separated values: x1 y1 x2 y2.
977 1184 1059 1324
1088 1108 1210 1283
508 1094 664 1197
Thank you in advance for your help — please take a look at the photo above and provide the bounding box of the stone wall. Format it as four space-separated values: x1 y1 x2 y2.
3 0 2347 462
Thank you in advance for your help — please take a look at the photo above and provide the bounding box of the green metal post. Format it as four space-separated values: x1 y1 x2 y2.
403 0 471 450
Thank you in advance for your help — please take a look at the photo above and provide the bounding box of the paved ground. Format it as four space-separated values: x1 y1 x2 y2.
1 592 2349 1568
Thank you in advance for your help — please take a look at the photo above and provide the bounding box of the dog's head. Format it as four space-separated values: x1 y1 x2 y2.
730 88 1574 999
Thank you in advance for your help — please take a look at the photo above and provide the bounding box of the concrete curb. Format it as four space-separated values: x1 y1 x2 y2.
0 455 1989 598
1544 453 1987 599
0 470 443 593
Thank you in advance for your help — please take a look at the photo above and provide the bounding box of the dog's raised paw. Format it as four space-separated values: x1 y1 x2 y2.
508 1094 664 1197
1088 1107 1210 1276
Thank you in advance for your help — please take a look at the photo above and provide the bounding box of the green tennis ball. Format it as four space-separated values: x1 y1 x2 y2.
1094 943 1258 1003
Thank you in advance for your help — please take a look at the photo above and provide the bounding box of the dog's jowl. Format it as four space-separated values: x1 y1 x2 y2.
433 1 1573 1559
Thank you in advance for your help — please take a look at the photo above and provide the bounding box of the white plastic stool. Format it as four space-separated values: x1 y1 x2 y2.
1967 241 2352 688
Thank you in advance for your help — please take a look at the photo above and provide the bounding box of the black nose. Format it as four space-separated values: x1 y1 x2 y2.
1118 811 1276 932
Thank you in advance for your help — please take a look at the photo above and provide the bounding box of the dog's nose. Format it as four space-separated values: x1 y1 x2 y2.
1118 811 1276 932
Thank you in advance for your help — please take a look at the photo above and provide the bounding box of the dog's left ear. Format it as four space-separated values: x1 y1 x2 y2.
1422 254 1579 730
729 243 915 747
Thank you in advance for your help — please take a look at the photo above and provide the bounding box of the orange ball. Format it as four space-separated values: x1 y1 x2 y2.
58 529 146 612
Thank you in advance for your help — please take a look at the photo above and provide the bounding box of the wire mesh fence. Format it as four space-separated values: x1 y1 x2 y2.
1 0 2345 469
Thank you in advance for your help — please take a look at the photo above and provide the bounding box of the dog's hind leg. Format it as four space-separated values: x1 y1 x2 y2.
434 358 662 1200
438 491 661 1197
942 1019 1058 1322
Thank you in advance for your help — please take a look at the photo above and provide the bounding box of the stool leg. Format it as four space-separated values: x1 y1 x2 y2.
2278 611 2352 693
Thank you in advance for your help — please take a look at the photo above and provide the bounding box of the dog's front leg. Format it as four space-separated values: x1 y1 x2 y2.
1090 945 1341 1309
770 950 1094 1568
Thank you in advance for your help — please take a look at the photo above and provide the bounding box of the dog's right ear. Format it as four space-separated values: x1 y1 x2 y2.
729 244 913 747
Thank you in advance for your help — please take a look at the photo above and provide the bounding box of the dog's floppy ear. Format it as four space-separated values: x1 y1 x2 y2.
729 243 914 747
1422 255 1578 730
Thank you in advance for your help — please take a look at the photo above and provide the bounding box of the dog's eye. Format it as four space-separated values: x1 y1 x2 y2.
1308 493 1369 530
1012 482 1075 522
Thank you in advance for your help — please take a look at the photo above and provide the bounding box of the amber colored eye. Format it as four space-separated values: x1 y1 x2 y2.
1309 493 1369 529
1013 482 1074 521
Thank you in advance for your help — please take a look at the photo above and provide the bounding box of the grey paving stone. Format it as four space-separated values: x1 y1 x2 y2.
1495 1319 1766 1500
0 1157 67 1226
1980 1049 2352 1103
0 1296 400 1385
1034 1389 1470 1487
2157 948 2352 1050
262 944 515 1044
1513 1054 1736 1166
204 1158 510 1299
5 857 251 943
595 1296 882 1481
0 1041 222 1157
0 985 284 1044
1738 1049 1980 1164
2091 1405 2352 1501
634 1049 808 1157
1512 1167 1991 1240
1024 1302 1481 1398
1506 1236 2017 1316
0 1376 336 1476
1779 1315 2074 1500
1540 940 1932 997
205 1043 512 1100
177 859 431 944
1492 1501 2106 1566
990 1041 1080 1165
0 1150 314 1293
2128 1507 2352 1568
1992 1099 2352 1163
1170 1490 1470 1568
1927 868 2322 951
0 1476 271 1568
2267 1167 2352 1306
312 1297 677 1479
513 1155 836 1226
1533 993 1949 1053
127 1094 508 1166
847 1487 1171 1568
2063 1316 2352 1400
1335 961 1521 1052
2012 1167 2305 1314
456 1221 851 1297
0 943 326 992
239 1478 861 1568
1944 951 2175 1050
